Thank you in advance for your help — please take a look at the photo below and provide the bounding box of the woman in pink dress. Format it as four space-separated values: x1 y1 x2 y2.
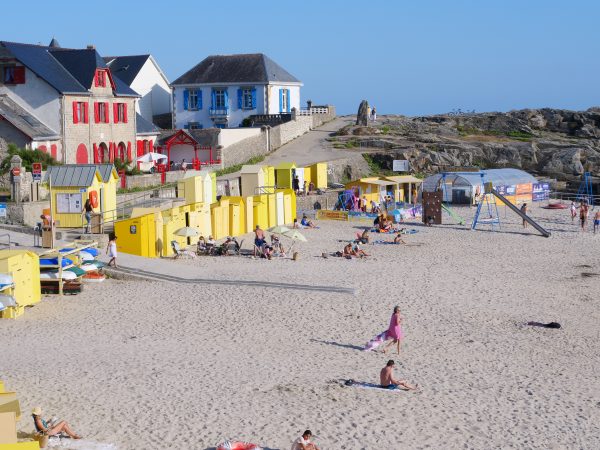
383 306 404 355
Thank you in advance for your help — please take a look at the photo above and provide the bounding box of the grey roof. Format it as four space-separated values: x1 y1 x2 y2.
44 164 99 187
136 112 161 135
0 41 138 96
96 164 117 182
172 53 300 85
423 169 537 192
157 129 219 147
103 55 150 86
0 94 59 140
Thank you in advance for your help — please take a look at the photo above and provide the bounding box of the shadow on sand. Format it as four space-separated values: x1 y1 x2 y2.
311 339 364 351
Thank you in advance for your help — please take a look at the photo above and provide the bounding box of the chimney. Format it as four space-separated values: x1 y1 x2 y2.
86 45 95 50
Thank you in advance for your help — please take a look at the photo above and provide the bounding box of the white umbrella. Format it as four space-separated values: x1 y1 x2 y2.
282 229 307 254
173 227 200 237
268 225 290 234
136 152 168 163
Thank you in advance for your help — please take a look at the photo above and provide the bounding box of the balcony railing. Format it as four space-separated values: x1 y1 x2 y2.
209 107 229 117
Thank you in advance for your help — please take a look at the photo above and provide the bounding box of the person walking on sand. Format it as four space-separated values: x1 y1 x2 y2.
383 306 404 354
520 203 528 228
380 360 418 390
594 210 600 234
580 202 589 231
291 430 320 450
570 201 577 222
106 235 118 267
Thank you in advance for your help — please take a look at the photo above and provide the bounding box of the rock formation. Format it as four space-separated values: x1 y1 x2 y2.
356 100 369 126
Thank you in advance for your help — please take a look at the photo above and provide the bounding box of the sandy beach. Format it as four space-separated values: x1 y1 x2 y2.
1 204 599 449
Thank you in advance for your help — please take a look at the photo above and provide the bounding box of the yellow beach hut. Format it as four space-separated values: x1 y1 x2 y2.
345 178 391 205
0 250 41 319
45 164 117 228
275 162 297 189
263 165 276 190
383 175 423 203
308 162 328 189
252 194 269 230
113 212 160 258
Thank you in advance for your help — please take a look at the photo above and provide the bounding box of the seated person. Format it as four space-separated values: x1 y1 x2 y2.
262 245 274 260
219 236 238 255
355 229 370 244
271 235 286 256
32 407 82 439
197 236 207 253
292 429 320 450
393 233 406 244
380 360 418 390
342 243 354 258
308 181 315 195
352 242 369 258
300 214 316 228
373 214 382 227
379 217 393 232
293 218 301 229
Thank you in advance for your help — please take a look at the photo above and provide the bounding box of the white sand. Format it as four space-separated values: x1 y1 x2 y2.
1 204 599 449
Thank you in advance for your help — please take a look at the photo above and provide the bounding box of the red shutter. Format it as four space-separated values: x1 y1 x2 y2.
123 104 128 123
127 142 132 161
94 71 98 87
113 103 118 123
93 144 99 163
83 103 89 123
13 67 25 84
149 140 153 153
72 101 79 124
105 102 109 123
94 102 99 123
51 144 57 159
137 140 144 157
108 143 113 162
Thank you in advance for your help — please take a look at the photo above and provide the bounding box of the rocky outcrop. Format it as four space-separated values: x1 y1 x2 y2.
356 100 369 126
336 108 600 181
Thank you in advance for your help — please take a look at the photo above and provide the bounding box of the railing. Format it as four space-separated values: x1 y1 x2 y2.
255 185 278 195
249 114 292 126
209 107 229 117
298 107 330 116
0 233 11 249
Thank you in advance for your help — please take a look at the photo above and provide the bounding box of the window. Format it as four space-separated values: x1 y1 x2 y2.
280 89 288 112
95 70 107 87
189 90 198 110
114 103 128 123
3 66 25 84
214 89 226 108
72 102 88 124
242 88 254 109
95 102 109 123
187 122 202 130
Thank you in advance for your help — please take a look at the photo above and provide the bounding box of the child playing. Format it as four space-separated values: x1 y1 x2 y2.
106 235 118 267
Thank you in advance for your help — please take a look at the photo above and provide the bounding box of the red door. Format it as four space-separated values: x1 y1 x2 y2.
76 144 88 164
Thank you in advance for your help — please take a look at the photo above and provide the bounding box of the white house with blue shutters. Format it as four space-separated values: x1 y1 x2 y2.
171 53 302 129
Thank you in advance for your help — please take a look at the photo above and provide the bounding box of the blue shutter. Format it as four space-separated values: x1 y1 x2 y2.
183 89 189 110
237 88 243 109
198 90 202 109
251 88 257 109
286 89 291 112
223 89 229 108
211 89 216 109
279 89 283 112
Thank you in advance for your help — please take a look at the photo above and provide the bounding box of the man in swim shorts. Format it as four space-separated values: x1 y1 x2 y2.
594 210 600 234
380 360 418 390
254 225 266 256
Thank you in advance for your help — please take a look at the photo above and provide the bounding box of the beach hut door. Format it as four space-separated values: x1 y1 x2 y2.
276 192 284 225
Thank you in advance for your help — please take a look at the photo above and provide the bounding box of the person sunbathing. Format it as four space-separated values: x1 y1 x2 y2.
380 360 418 390
32 407 82 439
300 214 316 228
342 243 354 259
292 430 320 450
393 233 406 244
355 229 370 244
352 242 369 258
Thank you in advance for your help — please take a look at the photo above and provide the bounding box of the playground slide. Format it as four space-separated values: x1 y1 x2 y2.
491 189 551 238
441 204 465 225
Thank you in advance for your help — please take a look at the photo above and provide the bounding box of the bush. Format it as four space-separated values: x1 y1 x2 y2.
0 144 59 174
113 158 141 175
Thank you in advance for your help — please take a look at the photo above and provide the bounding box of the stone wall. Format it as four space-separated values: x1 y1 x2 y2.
6 201 48 227
122 169 204 189
219 129 268 167
295 190 342 213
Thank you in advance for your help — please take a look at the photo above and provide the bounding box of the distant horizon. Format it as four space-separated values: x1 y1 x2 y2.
3 0 600 116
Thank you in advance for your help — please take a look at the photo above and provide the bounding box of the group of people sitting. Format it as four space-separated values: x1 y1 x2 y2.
197 235 241 256
293 214 317 229
373 213 397 232
253 225 286 259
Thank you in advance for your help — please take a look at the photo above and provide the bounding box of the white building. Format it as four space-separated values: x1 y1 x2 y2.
171 53 302 129
104 54 172 128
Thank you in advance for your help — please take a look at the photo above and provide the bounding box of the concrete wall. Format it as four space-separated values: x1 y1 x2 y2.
220 129 268 168
130 57 171 121
218 127 262 148
295 190 342 213
6 200 48 227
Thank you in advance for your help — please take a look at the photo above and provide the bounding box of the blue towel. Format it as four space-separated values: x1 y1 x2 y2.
39 258 73 267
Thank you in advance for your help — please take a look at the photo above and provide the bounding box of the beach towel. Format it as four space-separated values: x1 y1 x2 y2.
363 330 387 351
345 380 406 392
373 240 400 245
370 228 396 234
79 251 94 261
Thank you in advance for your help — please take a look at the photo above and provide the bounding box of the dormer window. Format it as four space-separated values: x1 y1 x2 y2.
2 66 25 84
94 70 107 87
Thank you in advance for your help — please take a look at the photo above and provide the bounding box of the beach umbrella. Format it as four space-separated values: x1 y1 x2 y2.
136 152 167 163
282 229 307 242
268 225 290 234
173 227 200 237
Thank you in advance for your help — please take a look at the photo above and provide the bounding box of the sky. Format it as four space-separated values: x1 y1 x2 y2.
3 0 600 115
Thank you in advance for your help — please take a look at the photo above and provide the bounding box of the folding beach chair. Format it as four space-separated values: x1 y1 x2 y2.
171 240 196 259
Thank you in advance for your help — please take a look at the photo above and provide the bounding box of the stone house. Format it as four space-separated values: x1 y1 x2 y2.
171 53 302 130
0 39 139 164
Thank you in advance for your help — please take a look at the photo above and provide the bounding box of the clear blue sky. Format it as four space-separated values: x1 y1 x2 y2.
4 0 600 115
